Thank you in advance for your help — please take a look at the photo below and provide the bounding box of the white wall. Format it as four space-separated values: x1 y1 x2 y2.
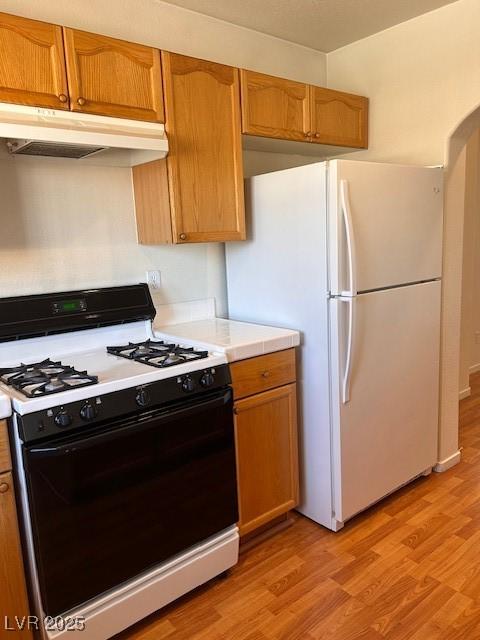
459 129 480 396
327 0 480 166
326 0 480 468
0 156 228 308
0 0 326 314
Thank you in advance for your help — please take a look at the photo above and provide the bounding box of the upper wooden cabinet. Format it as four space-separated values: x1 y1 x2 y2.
163 52 245 243
240 68 368 149
63 28 164 122
133 52 245 244
310 86 368 148
0 12 69 110
240 69 310 142
0 10 368 148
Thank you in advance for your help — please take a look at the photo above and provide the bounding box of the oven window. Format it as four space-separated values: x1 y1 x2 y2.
23 389 237 616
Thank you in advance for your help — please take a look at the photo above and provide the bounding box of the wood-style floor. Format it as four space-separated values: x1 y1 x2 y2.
118 373 480 640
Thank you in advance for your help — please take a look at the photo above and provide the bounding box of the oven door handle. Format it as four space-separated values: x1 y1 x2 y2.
26 388 232 458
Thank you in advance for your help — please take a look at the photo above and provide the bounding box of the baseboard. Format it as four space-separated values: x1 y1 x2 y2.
459 386 472 400
434 449 462 472
470 363 480 374
240 513 294 552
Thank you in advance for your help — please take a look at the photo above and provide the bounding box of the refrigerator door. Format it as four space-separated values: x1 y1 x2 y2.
328 160 443 295
226 162 334 528
329 281 441 523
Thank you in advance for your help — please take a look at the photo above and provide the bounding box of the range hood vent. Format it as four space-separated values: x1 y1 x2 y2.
0 103 168 167
7 139 107 159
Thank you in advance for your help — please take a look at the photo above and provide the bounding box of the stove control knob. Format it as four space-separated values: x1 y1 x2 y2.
54 410 73 428
182 376 195 393
200 371 215 388
135 388 150 407
80 403 97 421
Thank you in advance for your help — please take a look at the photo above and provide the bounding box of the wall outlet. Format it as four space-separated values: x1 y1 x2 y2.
146 270 161 290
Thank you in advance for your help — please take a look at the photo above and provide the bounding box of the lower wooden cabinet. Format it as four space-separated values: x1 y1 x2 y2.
0 420 11 473
0 470 32 639
234 382 299 537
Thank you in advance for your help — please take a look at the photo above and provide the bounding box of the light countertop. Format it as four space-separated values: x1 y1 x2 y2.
154 318 300 362
0 392 12 419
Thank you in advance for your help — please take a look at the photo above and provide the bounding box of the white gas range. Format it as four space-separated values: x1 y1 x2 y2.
0 285 239 640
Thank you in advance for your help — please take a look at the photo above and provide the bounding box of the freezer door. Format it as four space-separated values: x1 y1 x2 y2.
329 281 440 523
328 160 443 295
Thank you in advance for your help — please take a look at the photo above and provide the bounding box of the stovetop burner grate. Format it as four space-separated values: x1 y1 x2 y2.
0 359 99 398
107 339 209 368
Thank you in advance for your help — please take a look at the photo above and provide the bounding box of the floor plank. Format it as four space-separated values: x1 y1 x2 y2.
117 373 480 640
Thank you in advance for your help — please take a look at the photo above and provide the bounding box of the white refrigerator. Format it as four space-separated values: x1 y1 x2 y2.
225 160 443 531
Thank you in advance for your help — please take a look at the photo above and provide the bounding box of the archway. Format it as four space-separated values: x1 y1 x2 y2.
437 103 480 470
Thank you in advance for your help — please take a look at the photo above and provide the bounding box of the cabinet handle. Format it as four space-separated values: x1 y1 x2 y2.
261 370 270 378
58 94 68 104
179 233 187 241
0 482 9 493
77 97 86 106
314 132 321 138
304 131 312 138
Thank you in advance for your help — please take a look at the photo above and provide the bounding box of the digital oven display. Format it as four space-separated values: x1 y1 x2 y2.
52 299 87 314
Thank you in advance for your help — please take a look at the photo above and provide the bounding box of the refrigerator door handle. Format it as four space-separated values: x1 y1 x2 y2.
340 179 357 296
339 296 356 403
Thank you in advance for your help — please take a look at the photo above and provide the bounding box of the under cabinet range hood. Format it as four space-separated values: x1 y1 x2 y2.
0 103 168 167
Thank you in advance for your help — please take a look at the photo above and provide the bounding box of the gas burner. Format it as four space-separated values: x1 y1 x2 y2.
107 340 209 368
0 359 98 398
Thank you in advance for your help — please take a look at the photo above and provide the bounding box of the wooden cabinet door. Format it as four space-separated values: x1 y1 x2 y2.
162 52 245 243
234 384 298 536
240 69 310 142
0 472 32 640
310 85 368 148
63 28 164 122
0 421 11 473
0 12 68 110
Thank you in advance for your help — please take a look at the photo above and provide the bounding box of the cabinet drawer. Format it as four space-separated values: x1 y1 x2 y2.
0 420 11 473
230 349 296 400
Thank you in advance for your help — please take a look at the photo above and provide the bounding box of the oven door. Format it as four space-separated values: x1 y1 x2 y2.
22 387 237 617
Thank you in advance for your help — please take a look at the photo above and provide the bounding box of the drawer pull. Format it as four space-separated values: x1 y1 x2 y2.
58 93 68 103
77 97 86 106
0 482 9 493
261 370 270 378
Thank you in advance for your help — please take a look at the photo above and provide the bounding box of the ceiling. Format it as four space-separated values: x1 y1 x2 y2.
159 0 458 52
